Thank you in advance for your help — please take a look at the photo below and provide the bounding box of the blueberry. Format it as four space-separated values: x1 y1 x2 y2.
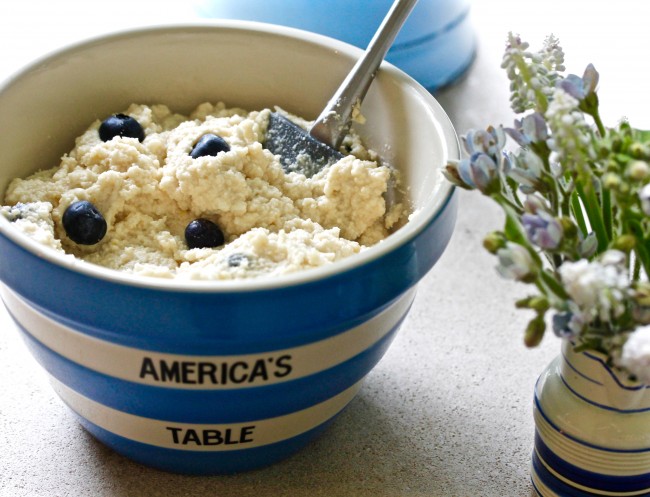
185 218 225 249
62 200 107 245
190 134 230 158
227 253 249 267
99 113 145 142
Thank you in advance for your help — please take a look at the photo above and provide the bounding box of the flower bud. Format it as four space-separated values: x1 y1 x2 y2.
558 217 578 239
633 282 650 306
626 160 650 181
630 142 650 159
443 161 473 190
612 234 636 252
602 172 621 190
516 295 550 313
483 231 507 254
524 315 546 347
496 242 537 283
632 306 650 325
578 232 598 258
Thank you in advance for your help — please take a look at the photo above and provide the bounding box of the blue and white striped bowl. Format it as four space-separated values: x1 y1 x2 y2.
0 23 458 474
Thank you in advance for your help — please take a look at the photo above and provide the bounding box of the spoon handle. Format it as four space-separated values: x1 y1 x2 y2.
309 0 419 149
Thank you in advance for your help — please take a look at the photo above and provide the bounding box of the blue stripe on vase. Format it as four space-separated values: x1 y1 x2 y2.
534 394 650 453
15 312 404 423
532 449 605 497
583 351 650 392
529 478 544 497
70 406 343 474
561 351 603 386
558 371 650 414
535 432 650 494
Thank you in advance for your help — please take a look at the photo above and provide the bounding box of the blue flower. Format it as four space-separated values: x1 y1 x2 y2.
462 126 506 160
459 153 501 194
505 113 548 147
557 63 599 101
523 194 550 214
522 211 563 250
445 152 502 194
507 149 546 193
552 311 582 339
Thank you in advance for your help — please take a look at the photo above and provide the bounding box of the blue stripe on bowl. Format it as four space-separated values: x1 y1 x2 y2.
0 190 456 354
15 311 405 422
71 406 344 474
535 432 650 494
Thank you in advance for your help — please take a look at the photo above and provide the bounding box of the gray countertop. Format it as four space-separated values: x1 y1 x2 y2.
1 2 649 496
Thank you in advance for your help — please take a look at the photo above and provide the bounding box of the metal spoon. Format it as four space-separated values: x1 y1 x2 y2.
264 0 419 176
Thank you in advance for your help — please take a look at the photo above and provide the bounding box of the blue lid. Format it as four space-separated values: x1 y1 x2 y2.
194 0 475 91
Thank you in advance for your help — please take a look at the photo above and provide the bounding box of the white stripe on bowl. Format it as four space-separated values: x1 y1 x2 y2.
51 374 362 451
2 284 415 389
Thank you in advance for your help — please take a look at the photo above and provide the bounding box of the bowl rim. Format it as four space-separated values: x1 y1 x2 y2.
0 21 458 293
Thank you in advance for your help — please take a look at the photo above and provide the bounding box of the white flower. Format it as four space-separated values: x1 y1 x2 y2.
558 250 630 324
545 88 596 174
618 326 650 383
502 33 565 113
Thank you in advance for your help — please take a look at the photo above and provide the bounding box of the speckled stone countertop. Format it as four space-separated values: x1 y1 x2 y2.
1 2 649 496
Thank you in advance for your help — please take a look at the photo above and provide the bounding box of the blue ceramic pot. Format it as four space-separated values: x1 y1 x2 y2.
195 0 476 91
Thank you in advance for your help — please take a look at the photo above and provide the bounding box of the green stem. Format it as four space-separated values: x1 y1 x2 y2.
570 189 589 238
493 192 524 218
633 254 641 281
576 181 609 252
602 189 612 241
627 218 650 277
592 110 607 137
539 269 570 300
498 199 545 269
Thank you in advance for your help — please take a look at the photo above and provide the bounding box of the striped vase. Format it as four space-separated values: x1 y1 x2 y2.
532 340 650 496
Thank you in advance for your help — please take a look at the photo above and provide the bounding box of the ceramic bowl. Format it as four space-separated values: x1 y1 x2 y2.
0 22 458 474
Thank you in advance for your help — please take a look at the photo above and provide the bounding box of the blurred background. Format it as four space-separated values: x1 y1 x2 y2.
1 1 649 496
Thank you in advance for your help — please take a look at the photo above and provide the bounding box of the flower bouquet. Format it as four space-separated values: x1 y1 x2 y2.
445 33 650 496
445 32 650 382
